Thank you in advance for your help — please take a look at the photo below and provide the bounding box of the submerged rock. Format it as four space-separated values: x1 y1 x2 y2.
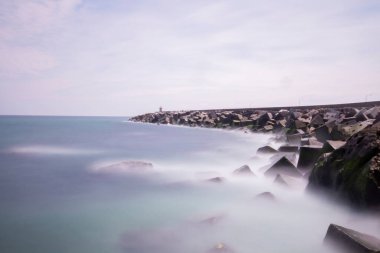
92 160 153 174
257 145 278 154
264 156 302 178
232 165 255 176
254 191 276 201
308 125 380 207
324 224 380 253
206 177 226 183
273 174 289 187
278 145 299 153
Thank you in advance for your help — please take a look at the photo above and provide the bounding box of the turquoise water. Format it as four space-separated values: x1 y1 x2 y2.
0 116 379 253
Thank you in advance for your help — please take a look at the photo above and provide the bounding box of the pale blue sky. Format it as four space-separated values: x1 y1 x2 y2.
0 0 379 116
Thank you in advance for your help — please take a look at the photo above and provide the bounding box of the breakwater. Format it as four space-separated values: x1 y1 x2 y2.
130 101 380 208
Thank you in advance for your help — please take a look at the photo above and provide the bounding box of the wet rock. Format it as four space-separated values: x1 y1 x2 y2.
257 145 278 154
233 165 255 176
315 125 331 142
286 133 303 146
324 224 380 253
321 140 346 153
254 191 276 201
93 161 153 174
273 174 288 187
278 145 299 153
199 215 226 226
341 119 374 136
310 114 325 127
309 126 380 207
264 156 302 178
206 177 226 183
297 146 323 170
365 106 380 119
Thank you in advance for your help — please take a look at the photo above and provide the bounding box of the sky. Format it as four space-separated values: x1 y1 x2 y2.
0 0 379 116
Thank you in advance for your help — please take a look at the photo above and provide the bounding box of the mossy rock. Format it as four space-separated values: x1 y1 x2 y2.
308 126 380 208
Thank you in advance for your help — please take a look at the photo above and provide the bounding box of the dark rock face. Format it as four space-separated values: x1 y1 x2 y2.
324 224 380 253
264 156 302 178
308 126 380 207
232 165 255 176
297 146 323 170
278 145 299 153
257 145 277 154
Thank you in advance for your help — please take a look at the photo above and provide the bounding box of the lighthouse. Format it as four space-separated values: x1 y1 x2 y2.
159 106 163 112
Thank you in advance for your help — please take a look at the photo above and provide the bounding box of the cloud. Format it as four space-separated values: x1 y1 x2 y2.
0 0 82 77
0 0 380 115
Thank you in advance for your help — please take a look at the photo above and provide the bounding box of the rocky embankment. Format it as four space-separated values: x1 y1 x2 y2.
130 102 380 209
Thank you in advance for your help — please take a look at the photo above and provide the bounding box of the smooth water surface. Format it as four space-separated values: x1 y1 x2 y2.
0 116 379 253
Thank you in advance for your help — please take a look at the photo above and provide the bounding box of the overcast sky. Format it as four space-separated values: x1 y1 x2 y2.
0 0 379 116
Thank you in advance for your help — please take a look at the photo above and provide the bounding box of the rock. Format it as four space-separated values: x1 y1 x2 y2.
355 109 369 122
92 160 153 174
232 165 255 176
297 146 323 170
273 174 288 187
257 112 272 127
286 133 303 146
278 145 299 153
321 140 346 153
206 177 226 183
264 156 302 178
199 215 225 226
254 191 276 201
324 111 339 121
341 119 374 136
324 224 380 253
301 137 323 147
294 119 307 129
257 145 278 154
308 126 380 207
310 114 325 127
365 107 380 119
315 125 331 142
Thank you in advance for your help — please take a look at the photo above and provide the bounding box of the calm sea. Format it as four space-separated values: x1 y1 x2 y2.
0 116 378 253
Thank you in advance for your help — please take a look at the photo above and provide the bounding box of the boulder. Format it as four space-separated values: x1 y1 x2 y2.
233 165 255 176
365 107 380 119
264 156 302 178
315 125 331 142
341 119 374 136
257 145 278 154
273 174 288 187
310 114 325 127
308 125 380 207
254 191 276 201
286 133 303 146
297 146 323 170
278 145 299 153
206 177 226 183
324 224 380 253
92 161 153 174
321 140 346 153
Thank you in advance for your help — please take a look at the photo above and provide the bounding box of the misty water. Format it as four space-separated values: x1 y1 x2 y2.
0 116 379 253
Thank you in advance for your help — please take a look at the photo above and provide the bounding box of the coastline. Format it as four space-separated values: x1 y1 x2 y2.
129 102 380 251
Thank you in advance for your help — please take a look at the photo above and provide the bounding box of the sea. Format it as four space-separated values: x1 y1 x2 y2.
0 116 379 253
